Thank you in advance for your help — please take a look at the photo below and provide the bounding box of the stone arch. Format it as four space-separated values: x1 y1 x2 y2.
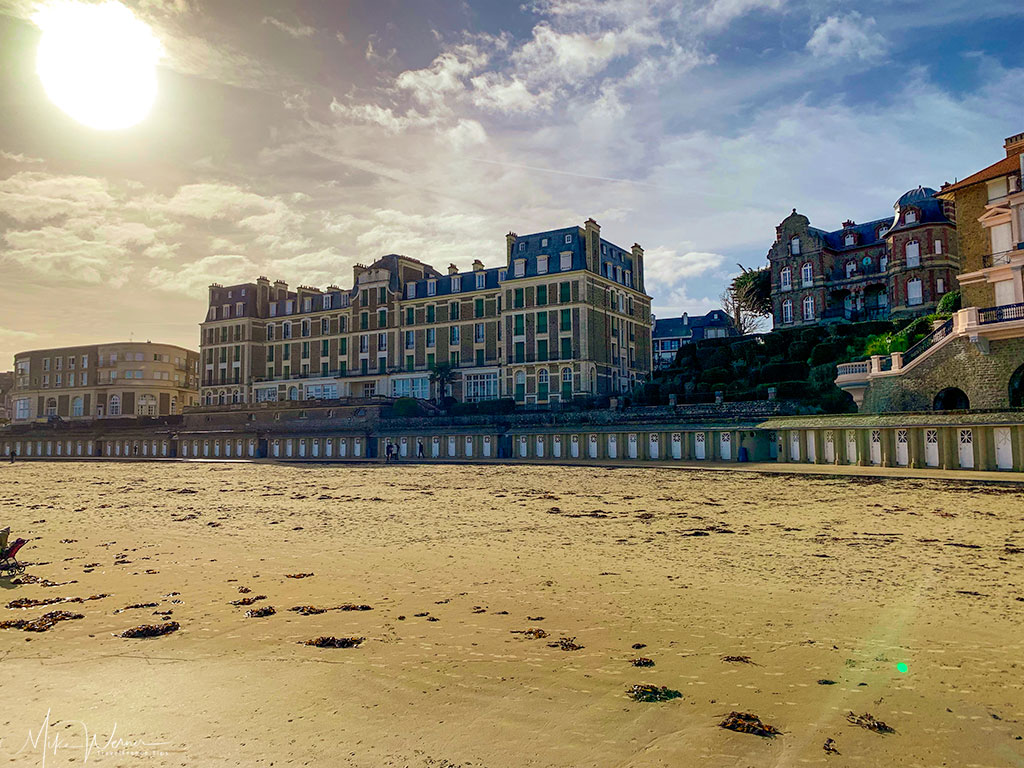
933 387 970 411
1009 363 1024 408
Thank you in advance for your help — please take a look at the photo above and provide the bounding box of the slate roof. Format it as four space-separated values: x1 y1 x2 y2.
939 147 1024 196
654 311 736 339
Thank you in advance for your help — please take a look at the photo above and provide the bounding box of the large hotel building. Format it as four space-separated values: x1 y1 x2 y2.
199 219 652 407
10 342 199 422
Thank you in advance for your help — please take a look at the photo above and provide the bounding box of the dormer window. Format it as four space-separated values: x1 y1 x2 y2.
564 234 572 244
476 273 486 290
844 233 855 247
537 255 548 274
904 209 917 224
790 237 801 255
877 225 888 239
427 280 437 296
303 297 312 312
498 269 507 282
450 276 461 293
518 242 526 252
323 295 332 310
541 238 549 247
560 252 572 270
407 284 416 299
514 259 525 277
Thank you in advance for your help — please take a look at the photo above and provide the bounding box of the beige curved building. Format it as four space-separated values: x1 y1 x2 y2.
11 341 199 422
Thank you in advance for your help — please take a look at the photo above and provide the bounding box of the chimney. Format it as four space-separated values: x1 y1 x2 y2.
630 243 645 293
472 259 484 272
584 218 600 273
506 232 517 264
1004 131 1024 157
448 263 458 275
682 312 688 325
842 220 855 228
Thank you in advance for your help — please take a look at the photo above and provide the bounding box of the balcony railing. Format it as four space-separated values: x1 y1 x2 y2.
903 318 953 365
822 306 889 322
829 263 886 282
836 361 870 377
978 302 1024 325
981 248 1023 268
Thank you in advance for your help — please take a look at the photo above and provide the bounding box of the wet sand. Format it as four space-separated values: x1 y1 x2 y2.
1 461 1022 767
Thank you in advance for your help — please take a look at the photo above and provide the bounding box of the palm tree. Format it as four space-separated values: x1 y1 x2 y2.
428 362 456 405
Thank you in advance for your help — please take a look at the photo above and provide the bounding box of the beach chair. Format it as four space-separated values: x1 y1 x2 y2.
0 538 27 576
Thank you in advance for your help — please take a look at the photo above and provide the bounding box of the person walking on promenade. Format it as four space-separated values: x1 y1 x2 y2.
417 440 425 459
8 449 14 463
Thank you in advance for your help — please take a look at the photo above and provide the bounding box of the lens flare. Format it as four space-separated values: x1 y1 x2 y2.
33 1 163 130
896 662 908 674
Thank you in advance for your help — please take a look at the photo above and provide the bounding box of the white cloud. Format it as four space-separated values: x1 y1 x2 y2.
0 172 114 223
262 16 316 38
807 13 887 62
702 0 786 29
0 150 45 164
2 226 132 286
148 254 258 296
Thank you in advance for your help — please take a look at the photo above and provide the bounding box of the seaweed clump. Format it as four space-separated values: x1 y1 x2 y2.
627 685 682 703
719 712 781 737
304 636 364 648
119 621 180 638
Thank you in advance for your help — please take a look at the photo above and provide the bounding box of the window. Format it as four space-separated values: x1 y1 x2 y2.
937 278 945 295
450 326 460 345
935 239 943 255
450 350 460 366
537 311 547 334
560 308 571 332
538 368 549 399
427 280 437 296
514 341 525 363
987 176 1009 202
475 298 484 317
391 377 430 400
69 396 82 417
283 322 292 339
360 312 368 330
906 241 920 268
109 395 121 416
846 261 856 278
378 309 387 328
498 269 506 282
790 236 800 255
541 238 549 247
323 295 332 310
360 289 369 306
267 324 275 341
801 262 813 286
844 233 855 246
465 371 499 401
378 332 387 351
475 323 485 343
560 252 572 270
321 317 329 334
426 328 436 347
514 370 526 400
537 285 547 305
15 399 29 420
537 339 548 361
559 282 571 303
802 295 815 320
427 305 435 323
907 278 923 306
537 255 548 274
450 276 460 293
405 330 415 349
321 339 329 356
514 314 525 336
407 283 416 299
560 337 572 359
904 209 917 224
561 367 572 397
514 259 525 277
780 267 792 290
564 234 572 244
286 300 294 314
301 319 310 337
476 273 485 290
782 300 793 323
450 302 460 320
518 241 525 252
359 334 369 353
138 394 157 416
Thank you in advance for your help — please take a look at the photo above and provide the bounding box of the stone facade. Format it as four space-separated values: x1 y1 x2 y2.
768 187 958 329
201 220 653 408
861 335 1024 412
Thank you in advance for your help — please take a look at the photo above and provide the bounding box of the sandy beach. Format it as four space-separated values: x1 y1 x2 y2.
1 461 1022 767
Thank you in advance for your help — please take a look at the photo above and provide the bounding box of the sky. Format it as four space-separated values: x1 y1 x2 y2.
0 0 1022 365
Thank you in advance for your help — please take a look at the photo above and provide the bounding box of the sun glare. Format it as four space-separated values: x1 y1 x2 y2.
33 0 163 130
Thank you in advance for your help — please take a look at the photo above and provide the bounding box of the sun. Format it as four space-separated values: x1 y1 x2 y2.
33 0 164 131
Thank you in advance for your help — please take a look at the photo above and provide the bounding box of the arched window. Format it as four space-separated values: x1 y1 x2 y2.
782 300 793 324
218 391 226 405
844 233 856 246
45 398 57 416
905 209 917 224
138 394 157 416
71 396 83 417
905 240 920 267
537 368 549 399
288 386 298 401
907 278 923 306
109 395 121 416
790 236 801 255
780 267 792 291
283 321 292 339
802 295 815 320
846 261 856 277
801 262 813 286
561 367 573 398
266 323 274 341
514 370 526 401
